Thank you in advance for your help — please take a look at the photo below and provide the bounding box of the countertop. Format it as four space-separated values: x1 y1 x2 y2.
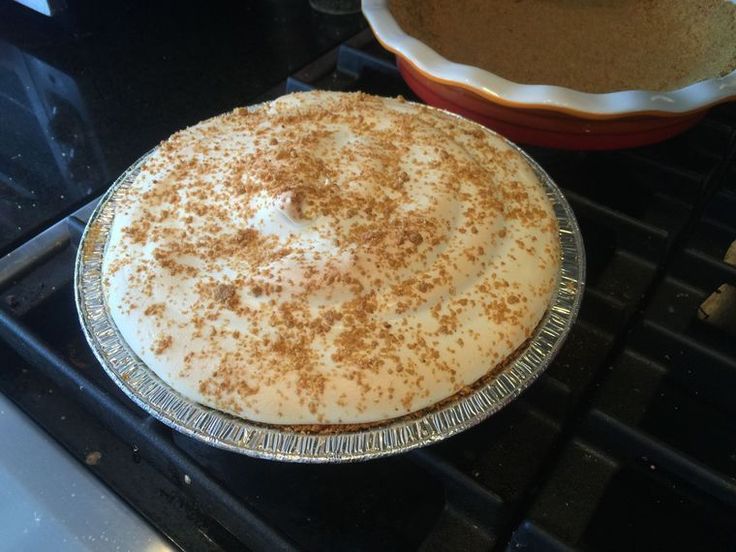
0 0 365 256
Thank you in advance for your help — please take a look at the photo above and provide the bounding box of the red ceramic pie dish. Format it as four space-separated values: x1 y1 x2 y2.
362 0 736 150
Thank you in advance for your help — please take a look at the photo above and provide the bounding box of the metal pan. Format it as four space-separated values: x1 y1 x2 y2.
75 109 585 462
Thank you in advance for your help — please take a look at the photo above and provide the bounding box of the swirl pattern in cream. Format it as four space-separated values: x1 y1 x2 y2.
103 91 560 425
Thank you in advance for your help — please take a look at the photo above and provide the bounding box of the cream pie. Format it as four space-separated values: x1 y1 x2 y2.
102 91 560 426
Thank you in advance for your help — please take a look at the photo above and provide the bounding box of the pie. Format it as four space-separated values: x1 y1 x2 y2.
102 91 560 426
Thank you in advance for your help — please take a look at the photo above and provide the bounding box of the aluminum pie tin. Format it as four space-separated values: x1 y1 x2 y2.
75 117 585 463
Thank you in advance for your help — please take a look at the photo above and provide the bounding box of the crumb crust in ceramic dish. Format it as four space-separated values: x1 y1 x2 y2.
389 0 736 94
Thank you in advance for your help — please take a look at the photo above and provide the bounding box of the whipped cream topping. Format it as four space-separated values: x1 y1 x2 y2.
102 91 560 425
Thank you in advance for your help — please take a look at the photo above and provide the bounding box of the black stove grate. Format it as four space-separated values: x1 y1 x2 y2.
1 29 735 551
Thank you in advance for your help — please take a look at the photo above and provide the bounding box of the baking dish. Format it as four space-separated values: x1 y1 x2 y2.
75 105 584 462
362 0 736 149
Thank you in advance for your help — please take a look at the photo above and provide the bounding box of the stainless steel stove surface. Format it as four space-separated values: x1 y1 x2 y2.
1 28 736 552
0 391 176 551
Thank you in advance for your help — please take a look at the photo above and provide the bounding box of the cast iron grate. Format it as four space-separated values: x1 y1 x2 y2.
1 29 735 551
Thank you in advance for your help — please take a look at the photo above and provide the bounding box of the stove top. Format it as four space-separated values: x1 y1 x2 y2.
1 25 736 552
